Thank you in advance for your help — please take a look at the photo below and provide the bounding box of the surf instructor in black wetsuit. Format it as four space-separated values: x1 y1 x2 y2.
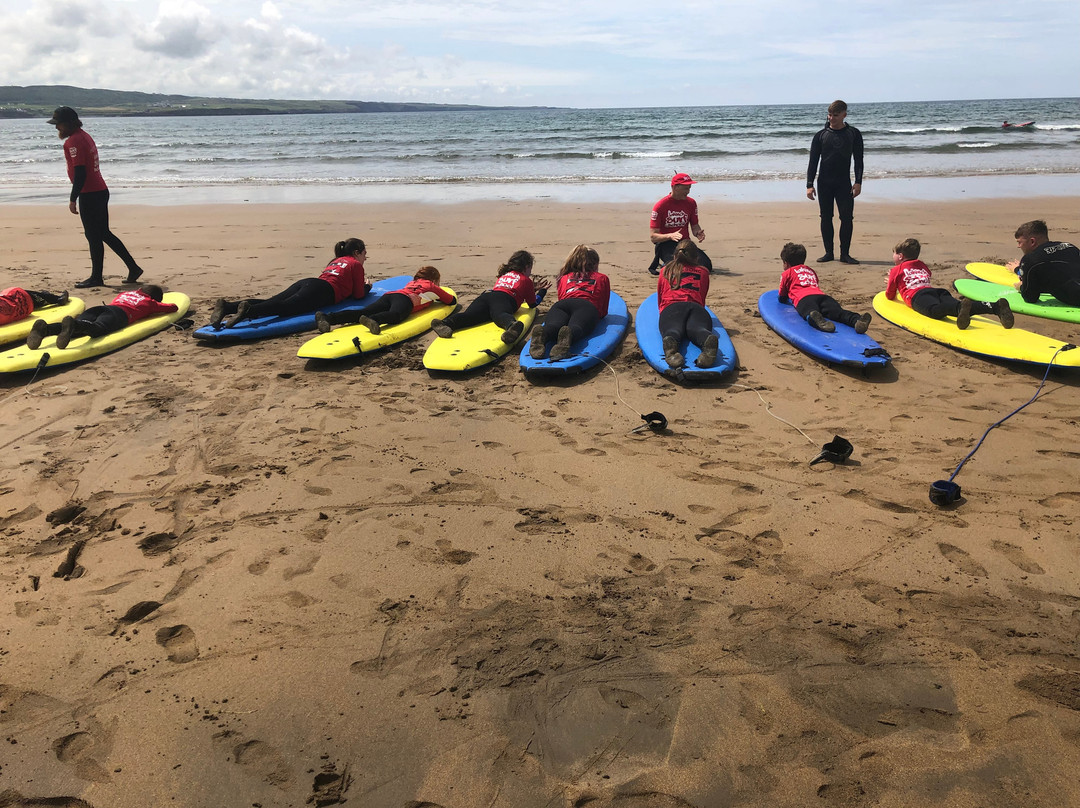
806 100 863 265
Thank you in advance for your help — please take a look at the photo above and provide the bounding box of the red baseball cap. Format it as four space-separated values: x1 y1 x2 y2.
671 172 696 185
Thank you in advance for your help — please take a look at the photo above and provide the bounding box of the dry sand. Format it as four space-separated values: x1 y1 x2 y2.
1 196 1079 808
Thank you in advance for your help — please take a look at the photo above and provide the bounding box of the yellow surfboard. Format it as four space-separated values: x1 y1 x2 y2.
0 296 85 346
297 287 456 360
422 304 536 372
965 262 1020 287
872 292 1080 368
0 293 190 373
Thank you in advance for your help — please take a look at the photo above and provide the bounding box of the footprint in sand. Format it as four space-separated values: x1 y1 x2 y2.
155 624 199 663
214 731 292 788
573 793 697 807
991 540 1045 575
937 543 988 577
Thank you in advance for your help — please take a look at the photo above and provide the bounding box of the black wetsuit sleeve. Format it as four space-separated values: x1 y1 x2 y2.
806 130 823 187
853 128 864 184
70 165 86 203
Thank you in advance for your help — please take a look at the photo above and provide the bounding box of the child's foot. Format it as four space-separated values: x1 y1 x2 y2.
854 313 872 334
528 325 546 359
55 316 76 350
501 320 525 345
26 319 48 350
663 335 684 368
74 277 103 289
808 311 836 332
124 267 144 284
314 312 332 333
956 298 973 330
357 315 380 335
223 300 250 329
210 298 228 328
995 298 1014 329
431 318 453 338
550 326 573 361
56 291 70 306
695 334 719 368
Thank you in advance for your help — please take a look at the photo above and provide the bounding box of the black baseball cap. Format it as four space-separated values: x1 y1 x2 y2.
47 106 80 125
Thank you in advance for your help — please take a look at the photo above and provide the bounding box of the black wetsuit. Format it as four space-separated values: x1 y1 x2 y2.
806 124 864 258
72 166 141 283
1017 241 1080 306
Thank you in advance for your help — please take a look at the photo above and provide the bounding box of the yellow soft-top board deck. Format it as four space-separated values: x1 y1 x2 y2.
0 293 190 373
297 287 456 360
422 304 536 371
965 262 1020 287
0 296 85 345
872 291 1080 368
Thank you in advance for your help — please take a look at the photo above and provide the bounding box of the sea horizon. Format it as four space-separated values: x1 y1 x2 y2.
3 96 1078 206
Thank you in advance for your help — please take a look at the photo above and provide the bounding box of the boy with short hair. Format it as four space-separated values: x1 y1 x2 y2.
1008 219 1080 306
886 238 1013 330
777 242 871 333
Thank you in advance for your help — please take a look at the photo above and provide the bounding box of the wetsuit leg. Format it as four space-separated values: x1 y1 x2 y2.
835 187 855 256
658 301 693 344
444 291 499 330
79 190 140 277
564 298 600 342
244 278 335 320
816 182 837 255
371 295 415 326
911 288 961 320
28 290 65 307
541 301 572 343
325 296 393 327
817 295 860 327
488 292 521 329
685 304 714 348
76 305 129 337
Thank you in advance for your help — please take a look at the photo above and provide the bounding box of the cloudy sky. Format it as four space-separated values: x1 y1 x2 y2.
3 0 1077 108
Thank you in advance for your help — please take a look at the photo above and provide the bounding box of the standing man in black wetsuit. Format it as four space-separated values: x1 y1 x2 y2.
806 100 863 265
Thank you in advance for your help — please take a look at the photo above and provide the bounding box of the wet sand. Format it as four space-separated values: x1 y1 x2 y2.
1 197 1080 808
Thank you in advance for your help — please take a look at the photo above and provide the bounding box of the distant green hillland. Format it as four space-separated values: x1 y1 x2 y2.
0 85 538 118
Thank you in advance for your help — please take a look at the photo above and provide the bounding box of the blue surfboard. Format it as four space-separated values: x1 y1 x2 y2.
194 275 412 341
757 290 891 368
519 292 630 376
634 293 737 382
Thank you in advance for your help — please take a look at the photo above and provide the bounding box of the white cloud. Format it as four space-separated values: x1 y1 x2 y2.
0 0 1077 106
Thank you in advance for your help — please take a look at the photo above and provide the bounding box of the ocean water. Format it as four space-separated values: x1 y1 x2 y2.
3 97 1078 204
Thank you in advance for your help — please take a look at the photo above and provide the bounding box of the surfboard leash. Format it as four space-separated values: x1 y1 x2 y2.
933 343 1076 505
582 352 667 434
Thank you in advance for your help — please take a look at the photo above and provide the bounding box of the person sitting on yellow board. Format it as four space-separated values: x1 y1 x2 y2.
26 285 177 350
886 238 1013 330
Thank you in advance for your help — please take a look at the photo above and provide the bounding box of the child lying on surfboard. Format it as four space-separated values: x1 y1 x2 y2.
0 287 69 325
657 239 719 369
529 245 611 361
314 266 456 334
886 238 1013 330
777 242 871 333
211 238 371 329
430 250 549 344
26 285 177 350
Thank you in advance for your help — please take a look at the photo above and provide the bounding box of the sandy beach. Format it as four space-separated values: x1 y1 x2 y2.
2 195 1080 808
